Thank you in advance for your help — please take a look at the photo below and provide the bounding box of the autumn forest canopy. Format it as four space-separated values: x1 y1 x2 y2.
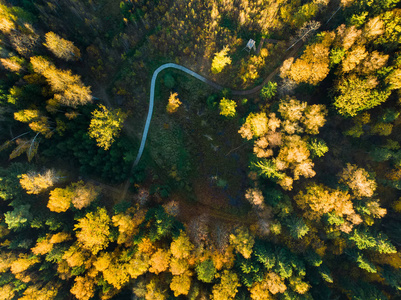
3 0 401 299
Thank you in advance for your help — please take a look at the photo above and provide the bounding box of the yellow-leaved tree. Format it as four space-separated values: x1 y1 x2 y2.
30 56 92 107
74 207 111 254
19 169 62 194
211 270 240 300
88 104 128 150
211 46 232 74
44 31 81 61
229 226 255 258
166 92 181 113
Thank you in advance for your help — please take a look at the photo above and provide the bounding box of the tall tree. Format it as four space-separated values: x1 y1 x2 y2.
211 46 232 74
88 104 128 150
74 207 111 254
44 32 81 61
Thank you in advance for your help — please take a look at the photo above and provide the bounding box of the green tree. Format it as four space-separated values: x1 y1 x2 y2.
307 138 328 158
219 98 237 118
285 216 310 239
196 259 216 283
260 82 277 100
88 104 128 150
4 204 32 230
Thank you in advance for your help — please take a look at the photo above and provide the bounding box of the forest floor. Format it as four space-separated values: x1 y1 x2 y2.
98 1 343 223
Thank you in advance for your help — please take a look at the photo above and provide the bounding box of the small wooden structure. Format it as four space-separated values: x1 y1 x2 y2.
244 39 256 52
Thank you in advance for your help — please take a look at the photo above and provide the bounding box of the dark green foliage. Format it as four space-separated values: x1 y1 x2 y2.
318 264 333 283
4 204 32 231
304 251 322 267
254 241 276 270
346 249 377 273
236 254 263 287
285 216 310 239
343 281 388 300
144 206 182 241
274 249 294 279
379 108 400 123
381 266 401 291
164 73 176 89
0 163 29 203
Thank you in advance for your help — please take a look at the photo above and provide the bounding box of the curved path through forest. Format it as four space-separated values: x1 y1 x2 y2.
132 59 286 166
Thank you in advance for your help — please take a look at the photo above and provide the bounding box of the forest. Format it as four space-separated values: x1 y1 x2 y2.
2 0 401 299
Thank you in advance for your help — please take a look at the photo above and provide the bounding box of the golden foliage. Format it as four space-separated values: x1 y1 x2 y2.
363 17 384 39
44 31 81 61
341 45 368 73
294 184 361 233
211 270 240 300
265 272 287 294
287 42 331 85
278 97 307 122
20 170 61 194
170 257 189 275
209 246 235 271
301 104 328 135
31 237 53 255
112 206 146 245
0 252 16 273
102 260 130 289
170 231 194 259
145 279 167 300
239 112 269 140
20 283 59 300
211 46 232 74
149 249 171 274
245 188 265 207
75 207 111 254
249 281 274 300
339 163 377 199
48 187 73 213
56 260 72 280
289 277 310 294
166 92 181 114
358 51 388 74
30 56 92 107
137 237 155 255
0 58 23 72
49 232 71 244
88 104 128 150
335 25 362 50
0 284 15 300
93 252 112 272
126 251 150 279
70 181 99 210
70 276 95 300
170 273 192 297
277 135 310 165
229 227 255 259
62 244 88 268
10 253 39 274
